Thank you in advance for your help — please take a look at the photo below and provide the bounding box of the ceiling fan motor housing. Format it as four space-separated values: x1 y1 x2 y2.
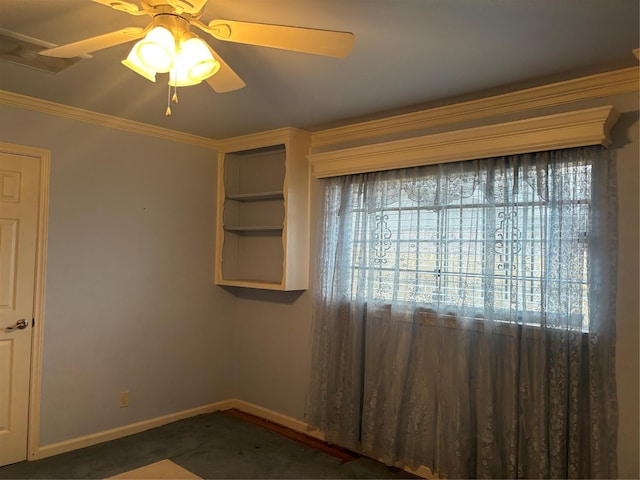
153 12 192 37
142 0 208 15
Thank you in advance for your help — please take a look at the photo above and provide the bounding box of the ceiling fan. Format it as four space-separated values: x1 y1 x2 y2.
38 0 355 94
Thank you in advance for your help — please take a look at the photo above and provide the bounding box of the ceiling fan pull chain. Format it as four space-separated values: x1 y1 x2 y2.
172 85 179 104
165 82 172 116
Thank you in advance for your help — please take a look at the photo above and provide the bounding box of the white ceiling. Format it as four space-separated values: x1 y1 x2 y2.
0 0 638 139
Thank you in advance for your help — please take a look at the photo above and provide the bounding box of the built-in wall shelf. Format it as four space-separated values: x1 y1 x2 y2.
215 128 311 291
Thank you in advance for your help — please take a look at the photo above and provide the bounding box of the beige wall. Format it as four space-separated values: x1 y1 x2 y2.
0 84 637 477
0 105 236 445
613 107 639 479
231 92 640 478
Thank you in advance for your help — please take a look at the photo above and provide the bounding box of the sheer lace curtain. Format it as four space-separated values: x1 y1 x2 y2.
306 146 618 479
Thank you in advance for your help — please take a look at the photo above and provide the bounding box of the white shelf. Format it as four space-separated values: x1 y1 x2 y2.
223 225 283 232
226 191 284 202
214 128 311 291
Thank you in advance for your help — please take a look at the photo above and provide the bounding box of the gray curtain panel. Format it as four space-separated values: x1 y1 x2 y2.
306 146 618 479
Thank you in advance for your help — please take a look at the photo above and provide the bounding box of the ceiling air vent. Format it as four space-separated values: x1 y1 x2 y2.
0 28 85 73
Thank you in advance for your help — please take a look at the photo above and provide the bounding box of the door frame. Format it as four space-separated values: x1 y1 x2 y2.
0 141 50 461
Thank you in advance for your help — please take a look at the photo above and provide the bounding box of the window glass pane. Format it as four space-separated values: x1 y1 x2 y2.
332 156 592 330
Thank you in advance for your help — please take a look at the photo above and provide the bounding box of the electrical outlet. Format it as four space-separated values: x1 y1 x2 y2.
120 391 130 408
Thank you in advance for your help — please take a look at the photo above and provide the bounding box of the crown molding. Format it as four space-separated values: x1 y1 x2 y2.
215 126 311 153
0 90 220 150
308 105 619 178
311 67 639 150
1 67 636 152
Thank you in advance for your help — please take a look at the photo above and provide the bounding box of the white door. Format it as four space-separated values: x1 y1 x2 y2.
0 151 41 466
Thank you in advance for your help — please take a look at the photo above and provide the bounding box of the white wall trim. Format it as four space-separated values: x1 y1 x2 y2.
28 146 50 462
230 401 444 478
231 399 325 441
308 105 620 178
2 68 637 155
33 398 442 478
215 127 309 153
33 399 323 460
310 66 638 149
34 400 235 460
0 90 219 150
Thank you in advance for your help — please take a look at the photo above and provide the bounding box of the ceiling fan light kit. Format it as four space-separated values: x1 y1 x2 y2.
38 0 354 115
121 13 219 88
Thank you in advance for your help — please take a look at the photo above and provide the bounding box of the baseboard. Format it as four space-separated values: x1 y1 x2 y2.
34 398 437 478
35 399 235 460
230 399 325 441
33 399 314 460
229 400 439 478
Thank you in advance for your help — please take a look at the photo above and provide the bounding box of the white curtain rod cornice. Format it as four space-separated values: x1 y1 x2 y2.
308 105 620 178
310 66 638 150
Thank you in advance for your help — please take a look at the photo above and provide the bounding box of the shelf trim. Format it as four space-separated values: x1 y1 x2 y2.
225 191 284 201
223 225 284 232
216 279 287 290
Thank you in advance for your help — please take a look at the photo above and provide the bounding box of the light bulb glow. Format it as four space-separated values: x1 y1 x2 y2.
122 43 156 82
168 64 201 87
180 37 220 82
122 25 220 90
168 36 219 86
135 26 175 73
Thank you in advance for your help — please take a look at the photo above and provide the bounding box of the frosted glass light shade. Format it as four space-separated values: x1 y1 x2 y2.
168 36 220 86
135 26 175 73
122 45 156 82
122 26 219 88
168 64 201 87
181 37 220 82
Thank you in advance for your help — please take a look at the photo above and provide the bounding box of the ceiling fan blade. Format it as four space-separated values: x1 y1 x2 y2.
205 45 246 93
200 19 354 58
39 27 145 58
167 0 209 15
92 0 140 14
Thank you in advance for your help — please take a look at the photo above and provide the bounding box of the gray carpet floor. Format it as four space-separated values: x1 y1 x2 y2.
0 411 418 479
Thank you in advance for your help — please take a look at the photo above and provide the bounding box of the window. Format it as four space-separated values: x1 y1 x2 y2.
310 145 618 478
323 149 595 331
